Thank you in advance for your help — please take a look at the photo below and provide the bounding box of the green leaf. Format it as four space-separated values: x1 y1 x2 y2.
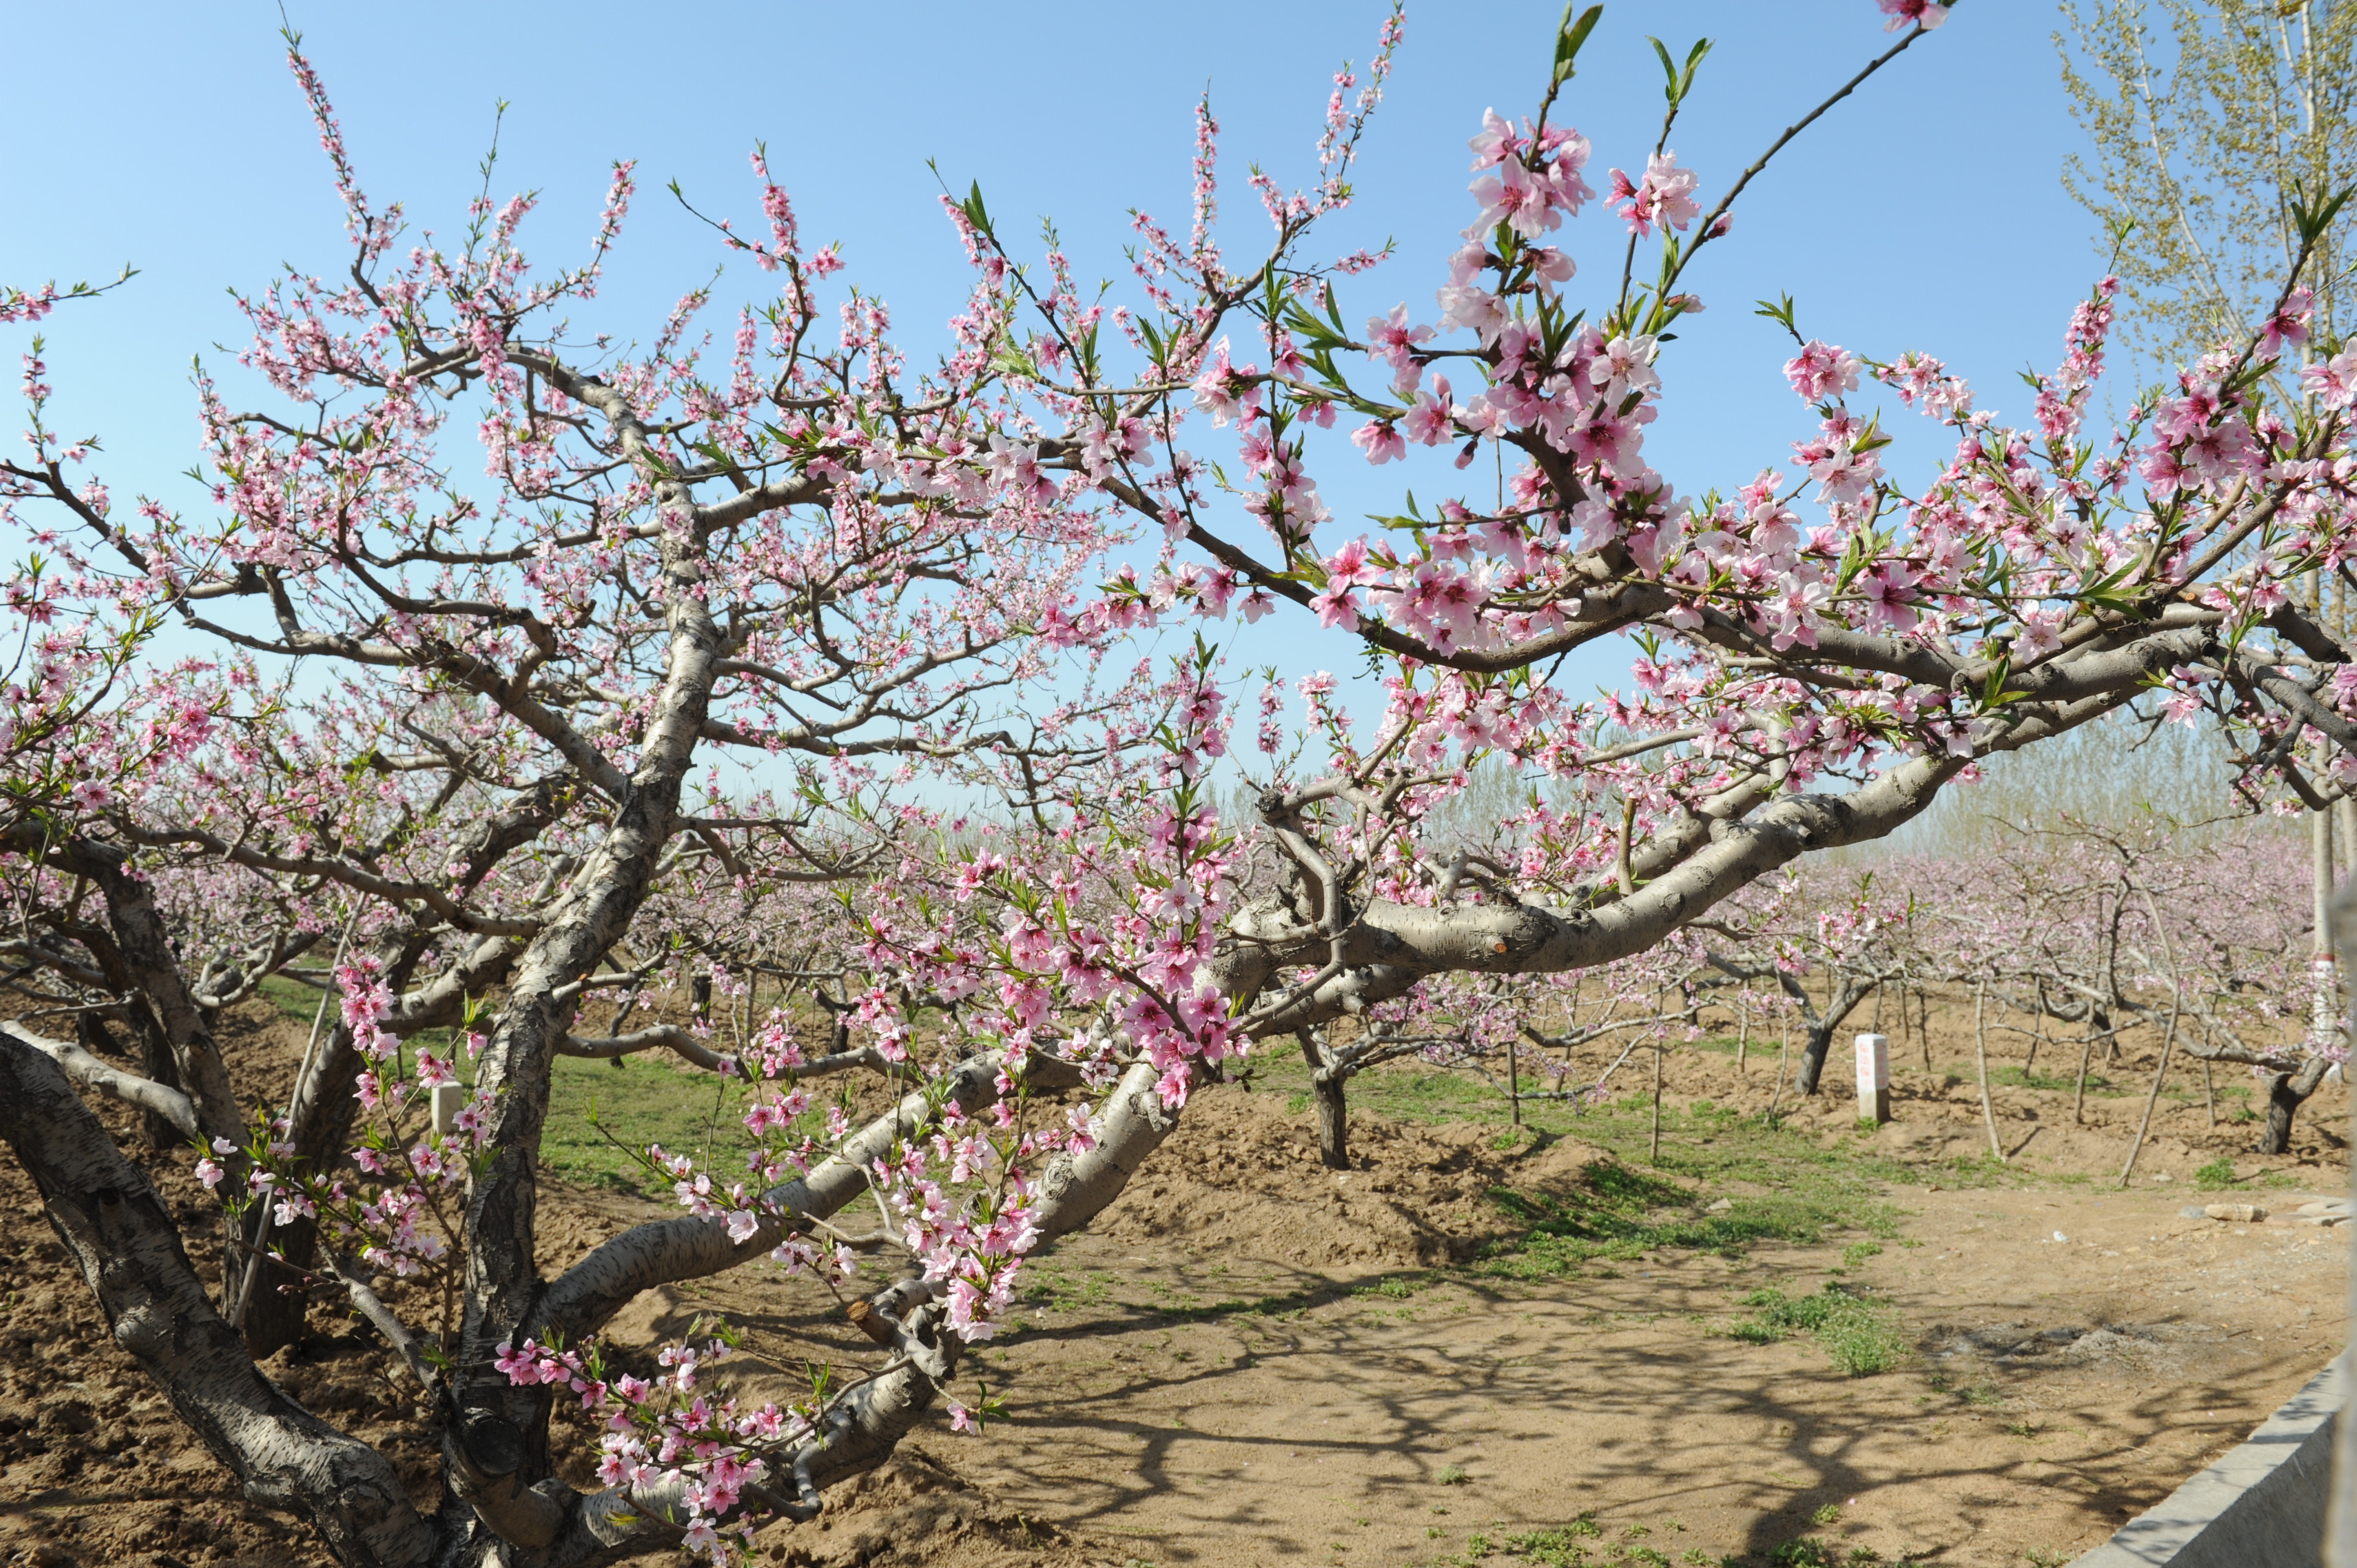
2291 180 2352 249
1650 34 1710 106
1754 293 1800 339
1552 4 1604 86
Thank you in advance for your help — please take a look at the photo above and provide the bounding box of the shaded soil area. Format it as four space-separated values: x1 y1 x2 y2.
0 994 2350 1567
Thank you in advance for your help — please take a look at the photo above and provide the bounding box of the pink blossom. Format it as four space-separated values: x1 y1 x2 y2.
1350 420 1407 465
1877 0 1950 30
1469 157 1560 240
1785 341 1862 403
1609 152 1700 238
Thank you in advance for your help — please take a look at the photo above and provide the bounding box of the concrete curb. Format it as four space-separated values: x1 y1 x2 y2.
2068 1357 2343 1568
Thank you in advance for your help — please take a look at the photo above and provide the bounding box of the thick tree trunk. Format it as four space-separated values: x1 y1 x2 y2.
2262 1055 2333 1155
1293 1029 1350 1169
1793 979 1872 1097
1795 1017 1837 1097
430 415 734 1556
0 1033 430 1567
1312 1069 1351 1170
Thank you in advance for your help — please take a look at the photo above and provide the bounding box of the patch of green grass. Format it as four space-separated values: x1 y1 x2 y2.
1252 1050 2032 1198
1476 1155 1900 1281
1735 1285 1905 1376
542 1051 759 1191
256 973 325 1024
1436 1463 1471 1486
1285 1091 1310 1115
2194 1157 2239 1192
1836 1240 1882 1272
1988 1063 2116 1095
1809 1502 1842 1526
1021 1266 1114 1314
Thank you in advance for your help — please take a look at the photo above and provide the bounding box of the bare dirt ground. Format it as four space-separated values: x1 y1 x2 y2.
2 992 2351 1567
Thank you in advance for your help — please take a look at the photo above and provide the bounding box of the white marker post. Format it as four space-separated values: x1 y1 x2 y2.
431 1081 466 1137
1855 1031 1890 1125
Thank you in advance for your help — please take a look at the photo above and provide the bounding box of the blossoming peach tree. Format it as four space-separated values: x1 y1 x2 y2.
9 1 2357 1562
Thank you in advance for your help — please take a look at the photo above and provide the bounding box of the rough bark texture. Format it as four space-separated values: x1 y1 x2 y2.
1293 1030 1353 1170
1792 976 1877 1098
2262 1054 2334 1154
0 1031 430 1568
3 1020 200 1137
1311 1071 1351 1170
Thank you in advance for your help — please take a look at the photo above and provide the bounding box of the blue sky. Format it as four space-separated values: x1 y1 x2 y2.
3 1 2104 711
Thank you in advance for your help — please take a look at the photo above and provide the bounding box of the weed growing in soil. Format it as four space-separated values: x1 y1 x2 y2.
1734 1286 1905 1375
2194 1157 2238 1191
1495 1518 1602 1564
1768 1540 1886 1566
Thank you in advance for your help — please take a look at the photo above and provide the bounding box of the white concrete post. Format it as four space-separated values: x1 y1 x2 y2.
1855 1031 1890 1125
431 1081 466 1137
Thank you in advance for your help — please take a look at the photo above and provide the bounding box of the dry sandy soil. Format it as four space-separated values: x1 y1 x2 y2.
2 993 2351 1568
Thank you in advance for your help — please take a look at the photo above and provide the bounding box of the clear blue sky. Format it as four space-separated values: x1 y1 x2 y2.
3 1 2102 707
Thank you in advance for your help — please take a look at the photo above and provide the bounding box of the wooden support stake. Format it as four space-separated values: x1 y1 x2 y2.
1507 1031 1521 1127
2121 1012 2183 1188
2072 1023 2094 1126
1650 1045 1664 1162
1974 981 2005 1163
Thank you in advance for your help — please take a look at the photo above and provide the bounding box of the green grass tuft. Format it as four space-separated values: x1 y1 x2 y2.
1735 1285 1905 1376
1496 1518 1603 1565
